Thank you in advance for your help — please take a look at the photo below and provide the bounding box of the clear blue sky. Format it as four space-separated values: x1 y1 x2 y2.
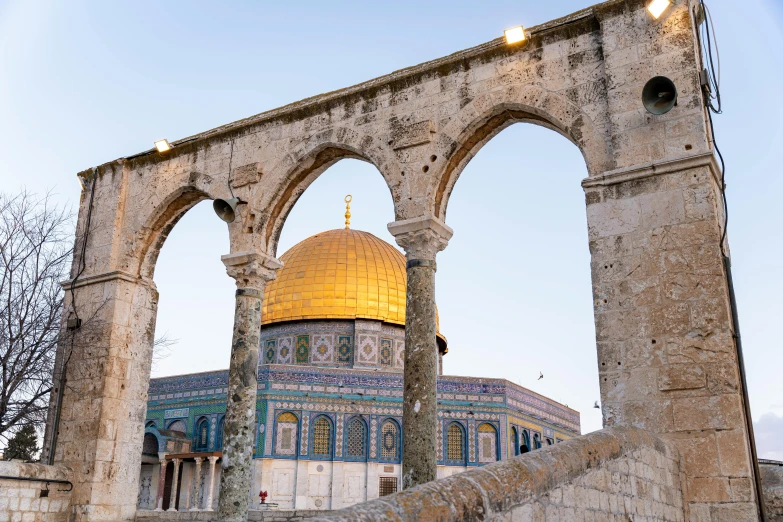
1 1 781 452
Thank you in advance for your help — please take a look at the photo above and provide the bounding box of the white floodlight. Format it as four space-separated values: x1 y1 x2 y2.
647 0 672 19
504 26 526 45
154 139 171 153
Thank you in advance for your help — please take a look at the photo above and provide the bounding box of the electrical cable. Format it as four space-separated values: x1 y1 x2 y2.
47 168 97 465
697 3 765 520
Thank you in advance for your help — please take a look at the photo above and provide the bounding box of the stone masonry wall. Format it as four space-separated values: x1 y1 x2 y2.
760 461 783 521
0 461 73 522
303 426 685 521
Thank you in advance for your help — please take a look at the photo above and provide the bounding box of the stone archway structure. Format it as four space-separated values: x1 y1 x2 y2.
44 1 761 521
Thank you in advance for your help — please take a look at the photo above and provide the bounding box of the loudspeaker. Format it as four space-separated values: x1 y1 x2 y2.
213 197 240 223
642 76 677 115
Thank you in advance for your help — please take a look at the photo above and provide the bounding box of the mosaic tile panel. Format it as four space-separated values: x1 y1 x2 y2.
357 334 378 365
337 335 352 364
264 407 275 456
264 340 276 364
277 337 293 364
311 334 335 364
379 338 393 367
468 420 476 463
300 412 310 455
394 340 405 368
296 335 310 364
369 416 378 458
335 413 345 457
437 419 444 460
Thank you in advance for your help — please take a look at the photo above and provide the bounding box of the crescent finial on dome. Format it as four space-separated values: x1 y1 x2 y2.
344 194 352 229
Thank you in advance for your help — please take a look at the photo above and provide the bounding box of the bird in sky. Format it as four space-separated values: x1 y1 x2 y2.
594 401 600 409
538 371 544 380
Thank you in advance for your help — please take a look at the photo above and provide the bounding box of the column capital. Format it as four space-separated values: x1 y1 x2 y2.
221 251 283 291
208 455 220 464
387 215 453 262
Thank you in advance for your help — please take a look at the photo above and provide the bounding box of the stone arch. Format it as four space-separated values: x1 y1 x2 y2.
135 171 220 280
260 131 400 256
434 86 612 220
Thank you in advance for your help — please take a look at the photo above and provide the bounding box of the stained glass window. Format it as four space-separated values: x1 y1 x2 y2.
380 420 399 459
195 419 209 451
346 418 365 458
312 417 332 456
447 423 464 461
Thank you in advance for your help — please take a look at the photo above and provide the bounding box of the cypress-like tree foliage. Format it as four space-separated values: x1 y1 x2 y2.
4 424 39 462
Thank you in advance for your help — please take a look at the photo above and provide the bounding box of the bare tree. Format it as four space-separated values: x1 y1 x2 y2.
0 191 71 444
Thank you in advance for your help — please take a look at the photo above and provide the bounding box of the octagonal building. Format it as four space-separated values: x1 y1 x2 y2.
137 223 580 512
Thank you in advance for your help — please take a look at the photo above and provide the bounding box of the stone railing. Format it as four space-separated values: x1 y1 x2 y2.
760 460 783 521
0 461 73 522
305 426 685 521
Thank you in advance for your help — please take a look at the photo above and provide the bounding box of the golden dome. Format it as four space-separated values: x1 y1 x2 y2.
262 228 446 351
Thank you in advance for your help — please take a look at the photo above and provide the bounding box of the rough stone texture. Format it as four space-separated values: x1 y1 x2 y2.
44 0 759 520
760 461 783 521
0 461 73 522
300 426 685 521
388 216 452 488
219 252 282 522
584 154 760 520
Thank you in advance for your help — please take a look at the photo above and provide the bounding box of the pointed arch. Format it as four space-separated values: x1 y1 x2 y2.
434 86 613 220
260 130 401 255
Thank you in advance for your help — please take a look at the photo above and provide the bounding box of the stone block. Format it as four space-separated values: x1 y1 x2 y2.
658 365 706 391
673 395 742 431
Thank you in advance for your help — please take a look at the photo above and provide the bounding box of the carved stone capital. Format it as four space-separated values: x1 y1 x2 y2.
221 251 283 291
387 215 453 261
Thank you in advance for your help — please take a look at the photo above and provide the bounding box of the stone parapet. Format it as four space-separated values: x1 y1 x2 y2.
135 509 328 522
760 460 783 521
302 426 685 521
0 461 73 522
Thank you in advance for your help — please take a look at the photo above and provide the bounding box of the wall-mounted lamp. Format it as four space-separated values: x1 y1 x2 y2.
647 0 672 19
154 139 171 153
504 26 526 45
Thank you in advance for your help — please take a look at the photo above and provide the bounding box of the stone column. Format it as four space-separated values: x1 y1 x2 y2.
190 457 204 510
388 215 453 490
167 458 181 511
205 456 219 511
584 153 760 520
217 247 282 522
155 457 168 511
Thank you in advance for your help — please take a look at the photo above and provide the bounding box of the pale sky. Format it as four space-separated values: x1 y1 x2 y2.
1 1 781 454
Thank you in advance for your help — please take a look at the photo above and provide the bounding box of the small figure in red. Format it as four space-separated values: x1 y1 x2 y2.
259 490 268 504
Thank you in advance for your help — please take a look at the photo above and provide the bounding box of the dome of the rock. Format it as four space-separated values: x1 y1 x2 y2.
262 227 446 351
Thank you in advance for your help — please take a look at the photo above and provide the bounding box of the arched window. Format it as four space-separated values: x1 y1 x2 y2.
142 433 159 455
216 417 225 449
145 420 156 429
345 417 366 459
195 418 210 451
167 420 186 434
510 427 519 456
380 420 400 461
446 423 465 463
478 423 498 463
521 430 531 454
533 432 542 450
275 412 298 456
312 417 332 457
